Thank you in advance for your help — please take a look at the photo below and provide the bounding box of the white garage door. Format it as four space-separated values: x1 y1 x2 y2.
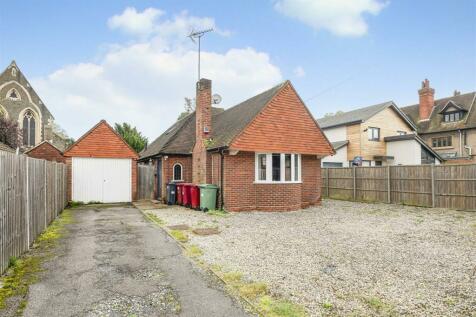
72 157 132 203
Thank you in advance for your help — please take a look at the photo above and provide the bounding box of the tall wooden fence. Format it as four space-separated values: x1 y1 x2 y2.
0 150 67 274
137 164 155 200
322 164 476 211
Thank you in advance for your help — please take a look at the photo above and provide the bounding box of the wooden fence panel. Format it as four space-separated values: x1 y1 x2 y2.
0 150 68 274
137 164 155 200
322 164 475 211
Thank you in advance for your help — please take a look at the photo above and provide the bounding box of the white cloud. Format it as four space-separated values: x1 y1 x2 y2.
108 7 164 36
33 9 281 140
275 0 387 37
293 66 306 77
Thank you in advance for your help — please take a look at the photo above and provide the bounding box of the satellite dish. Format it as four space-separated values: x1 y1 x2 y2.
212 94 222 105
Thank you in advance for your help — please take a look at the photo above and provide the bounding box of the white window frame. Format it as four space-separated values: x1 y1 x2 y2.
255 153 301 184
172 163 183 181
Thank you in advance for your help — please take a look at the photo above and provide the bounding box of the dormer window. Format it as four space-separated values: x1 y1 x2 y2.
443 111 464 122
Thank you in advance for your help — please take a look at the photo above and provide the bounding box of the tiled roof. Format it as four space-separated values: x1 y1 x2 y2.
400 92 476 133
140 81 287 159
316 101 394 129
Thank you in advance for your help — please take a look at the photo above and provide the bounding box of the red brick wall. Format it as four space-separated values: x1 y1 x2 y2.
222 151 322 212
160 155 192 199
26 142 65 163
230 83 333 156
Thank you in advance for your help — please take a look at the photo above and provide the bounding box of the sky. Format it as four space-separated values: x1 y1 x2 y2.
0 0 475 140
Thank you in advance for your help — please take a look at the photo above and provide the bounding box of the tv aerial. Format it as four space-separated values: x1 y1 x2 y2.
212 94 222 105
188 28 213 81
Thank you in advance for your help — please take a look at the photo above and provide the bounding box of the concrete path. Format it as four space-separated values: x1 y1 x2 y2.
24 205 250 317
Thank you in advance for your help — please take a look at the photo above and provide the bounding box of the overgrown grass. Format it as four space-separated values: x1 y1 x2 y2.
363 296 395 315
185 245 203 257
258 295 307 317
238 282 268 300
222 271 243 285
67 201 84 208
170 230 189 243
0 209 73 314
146 212 165 226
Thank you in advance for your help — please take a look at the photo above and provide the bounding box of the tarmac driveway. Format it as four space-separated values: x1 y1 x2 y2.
23 205 249 317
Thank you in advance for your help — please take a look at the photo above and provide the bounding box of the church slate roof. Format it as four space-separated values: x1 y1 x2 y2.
400 91 476 134
140 81 286 159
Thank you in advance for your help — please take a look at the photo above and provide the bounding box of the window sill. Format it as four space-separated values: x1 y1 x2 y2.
253 181 302 184
433 146 453 150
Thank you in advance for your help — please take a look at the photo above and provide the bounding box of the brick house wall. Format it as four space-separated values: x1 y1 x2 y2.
63 120 139 201
159 155 193 199
26 142 65 163
221 151 322 212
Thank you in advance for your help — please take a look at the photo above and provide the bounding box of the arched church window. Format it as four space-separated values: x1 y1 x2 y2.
23 110 36 146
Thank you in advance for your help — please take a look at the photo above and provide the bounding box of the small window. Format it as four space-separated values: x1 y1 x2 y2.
375 161 382 166
173 163 183 181
397 131 407 135
257 154 266 181
431 136 452 148
368 127 380 141
22 110 36 146
272 153 281 181
323 162 343 168
284 154 291 181
256 153 301 183
11 68 16 76
7 88 20 100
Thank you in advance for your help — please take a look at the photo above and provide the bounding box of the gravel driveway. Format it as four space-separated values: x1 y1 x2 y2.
23 205 250 317
148 200 476 316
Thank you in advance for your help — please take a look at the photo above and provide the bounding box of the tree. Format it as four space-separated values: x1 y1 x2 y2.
177 97 195 121
114 123 148 153
323 110 344 118
0 116 21 149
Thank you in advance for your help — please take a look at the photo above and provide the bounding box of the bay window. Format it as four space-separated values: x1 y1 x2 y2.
255 153 301 183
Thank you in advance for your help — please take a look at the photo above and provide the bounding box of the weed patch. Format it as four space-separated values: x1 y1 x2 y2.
146 212 165 226
206 210 229 217
363 296 395 315
222 271 243 285
258 295 307 317
239 282 267 300
185 245 203 257
170 230 189 243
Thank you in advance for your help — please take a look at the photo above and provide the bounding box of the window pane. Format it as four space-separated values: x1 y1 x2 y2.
272 154 281 181
23 116 29 145
284 154 291 181
294 154 299 181
29 117 35 146
368 128 372 140
447 136 452 146
258 154 266 181
173 164 182 180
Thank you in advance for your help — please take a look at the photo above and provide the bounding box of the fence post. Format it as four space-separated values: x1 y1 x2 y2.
431 164 435 208
25 158 30 248
44 160 47 228
387 166 391 203
353 166 356 201
326 168 329 197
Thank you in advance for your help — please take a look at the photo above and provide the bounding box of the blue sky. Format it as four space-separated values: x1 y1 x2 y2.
1 0 475 139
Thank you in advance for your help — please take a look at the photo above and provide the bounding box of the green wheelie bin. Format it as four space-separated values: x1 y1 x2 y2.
199 184 218 212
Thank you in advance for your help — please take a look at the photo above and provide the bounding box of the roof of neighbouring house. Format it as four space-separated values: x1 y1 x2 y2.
140 81 288 159
331 140 349 150
400 91 476 134
0 141 15 153
24 140 63 155
316 101 416 130
384 134 443 161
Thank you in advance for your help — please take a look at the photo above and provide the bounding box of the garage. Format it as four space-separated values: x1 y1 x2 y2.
63 120 138 203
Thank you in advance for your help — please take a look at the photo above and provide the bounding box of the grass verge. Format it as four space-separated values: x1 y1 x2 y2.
170 230 189 243
0 209 73 315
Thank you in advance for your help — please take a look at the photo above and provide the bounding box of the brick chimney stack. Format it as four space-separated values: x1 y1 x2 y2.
418 79 435 121
192 78 212 184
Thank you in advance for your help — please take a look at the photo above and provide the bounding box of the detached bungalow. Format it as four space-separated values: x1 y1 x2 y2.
140 79 334 211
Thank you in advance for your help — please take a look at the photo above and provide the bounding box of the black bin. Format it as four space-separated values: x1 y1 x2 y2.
166 183 177 205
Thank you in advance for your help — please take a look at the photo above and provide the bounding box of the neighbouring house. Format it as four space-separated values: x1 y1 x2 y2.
0 141 15 153
140 79 334 211
0 60 68 150
24 140 65 163
317 101 442 167
63 120 139 203
401 80 476 164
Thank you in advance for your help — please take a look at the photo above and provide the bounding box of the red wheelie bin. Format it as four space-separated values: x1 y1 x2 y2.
176 183 183 205
190 184 200 210
182 183 192 207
